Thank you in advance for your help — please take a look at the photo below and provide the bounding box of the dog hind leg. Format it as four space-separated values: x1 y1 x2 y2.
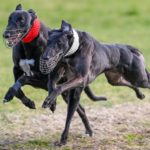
16 89 36 109
105 71 145 99
130 55 150 89
84 86 107 101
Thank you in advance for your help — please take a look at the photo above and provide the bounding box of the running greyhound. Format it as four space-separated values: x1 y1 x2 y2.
40 20 149 145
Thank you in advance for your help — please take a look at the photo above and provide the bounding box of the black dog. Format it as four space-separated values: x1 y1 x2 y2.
3 4 49 109
3 4 107 137
40 20 150 145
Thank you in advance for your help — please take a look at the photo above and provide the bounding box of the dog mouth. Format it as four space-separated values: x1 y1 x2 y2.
3 28 27 48
40 52 63 74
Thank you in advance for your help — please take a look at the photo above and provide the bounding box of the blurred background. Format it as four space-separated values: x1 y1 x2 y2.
0 0 150 149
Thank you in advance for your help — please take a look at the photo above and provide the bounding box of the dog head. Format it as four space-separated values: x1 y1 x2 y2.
3 4 37 47
40 20 79 74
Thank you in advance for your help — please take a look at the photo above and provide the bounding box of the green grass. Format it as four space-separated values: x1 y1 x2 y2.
14 139 50 149
124 133 144 146
0 0 150 149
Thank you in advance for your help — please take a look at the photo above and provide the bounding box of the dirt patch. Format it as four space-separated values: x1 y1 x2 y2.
0 102 150 150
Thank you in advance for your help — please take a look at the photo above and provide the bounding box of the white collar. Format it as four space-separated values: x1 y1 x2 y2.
65 29 79 57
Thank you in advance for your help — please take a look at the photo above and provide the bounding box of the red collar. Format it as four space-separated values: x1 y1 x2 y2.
22 18 41 43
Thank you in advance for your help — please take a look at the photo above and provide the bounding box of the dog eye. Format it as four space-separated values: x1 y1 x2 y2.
18 18 25 26
17 17 24 23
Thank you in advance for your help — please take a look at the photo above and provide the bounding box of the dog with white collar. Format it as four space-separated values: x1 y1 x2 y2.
40 20 150 145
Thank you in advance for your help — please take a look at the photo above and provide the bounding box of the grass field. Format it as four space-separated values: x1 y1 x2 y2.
0 0 150 149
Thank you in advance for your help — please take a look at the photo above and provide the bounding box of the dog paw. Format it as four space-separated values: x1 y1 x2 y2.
137 93 145 100
54 140 66 147
23 99 36 109
3 99 9 103
42 97 56 112
42 99 49 108
49 101 56 112
42 96 51 108
42 89 60 110
102 97 107 101
3 88 16 103
98 96 107 101
85 129 93 137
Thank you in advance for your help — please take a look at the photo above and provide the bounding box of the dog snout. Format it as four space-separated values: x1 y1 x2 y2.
3 31 11 39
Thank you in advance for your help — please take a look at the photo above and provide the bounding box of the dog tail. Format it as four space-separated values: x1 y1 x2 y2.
84 86 107 101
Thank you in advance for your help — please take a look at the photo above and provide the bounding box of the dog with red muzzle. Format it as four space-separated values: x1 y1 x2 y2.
3 5 41 48
3 4 49 109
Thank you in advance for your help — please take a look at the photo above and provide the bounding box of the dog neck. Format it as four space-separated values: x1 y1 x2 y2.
22 18 41 43
65 29 79 57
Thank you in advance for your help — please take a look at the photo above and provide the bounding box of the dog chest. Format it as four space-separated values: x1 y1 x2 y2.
19 59 35 76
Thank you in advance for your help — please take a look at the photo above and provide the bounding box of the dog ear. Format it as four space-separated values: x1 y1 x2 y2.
15 4 22 10
28 9 37 23
28 9 36 14
61 20 72 33
28 9 37 17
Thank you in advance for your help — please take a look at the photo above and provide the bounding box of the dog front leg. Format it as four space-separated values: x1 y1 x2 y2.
14 89 36 109
42 76 84 109
4 75 31 102
4 81 23 103
4 74 49 109
46 67 65 112
4 66 36 109
55 87 83 146
47 74 57 112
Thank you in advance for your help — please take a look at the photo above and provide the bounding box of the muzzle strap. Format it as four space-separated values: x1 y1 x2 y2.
22 18 41 43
